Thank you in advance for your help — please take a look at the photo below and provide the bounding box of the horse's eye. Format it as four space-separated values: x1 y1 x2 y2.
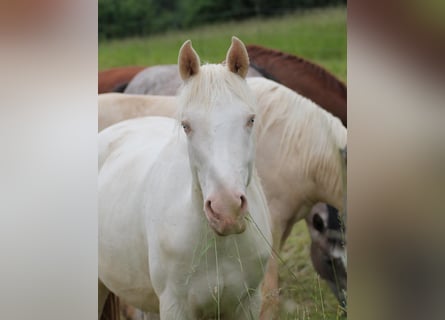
181 121 191 134
247 115 255 128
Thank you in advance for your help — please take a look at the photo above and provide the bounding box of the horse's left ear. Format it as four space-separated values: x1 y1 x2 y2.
226 36 249 79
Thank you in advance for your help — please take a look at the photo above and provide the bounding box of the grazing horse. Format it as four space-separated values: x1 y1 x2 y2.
124 64 263 96
98 76 347 319
246 44 347 127
98 66 146 93
247 77 346 319
98 37 272 319
306 203 347 308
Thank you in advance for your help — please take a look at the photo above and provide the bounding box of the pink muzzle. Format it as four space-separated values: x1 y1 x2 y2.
204 192 248 236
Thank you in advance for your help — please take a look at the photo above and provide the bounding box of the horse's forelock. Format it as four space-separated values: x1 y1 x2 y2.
177 64 256 115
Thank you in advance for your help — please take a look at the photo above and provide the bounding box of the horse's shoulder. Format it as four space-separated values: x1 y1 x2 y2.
99 117 179 168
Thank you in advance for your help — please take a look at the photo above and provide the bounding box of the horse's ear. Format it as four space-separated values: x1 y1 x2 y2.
178 40 200 81
226 36 249 79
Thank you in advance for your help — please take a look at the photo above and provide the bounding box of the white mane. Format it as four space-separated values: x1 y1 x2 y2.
247 77 347 193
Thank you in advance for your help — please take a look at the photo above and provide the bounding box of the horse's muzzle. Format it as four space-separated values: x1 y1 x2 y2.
204 193 248 235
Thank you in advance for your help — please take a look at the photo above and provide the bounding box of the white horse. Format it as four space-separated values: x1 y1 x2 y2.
98 37 272 320
99 77 346 320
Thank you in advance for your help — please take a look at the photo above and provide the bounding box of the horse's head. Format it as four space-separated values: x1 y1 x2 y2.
177 37 256 236
310 203 346 265
307 203 347 304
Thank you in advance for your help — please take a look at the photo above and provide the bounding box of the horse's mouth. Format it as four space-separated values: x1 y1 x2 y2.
206 213 247 236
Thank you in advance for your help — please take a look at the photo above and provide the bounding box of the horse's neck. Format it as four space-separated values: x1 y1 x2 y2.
259 94 346 211
309 114 346 211
312 148 344 211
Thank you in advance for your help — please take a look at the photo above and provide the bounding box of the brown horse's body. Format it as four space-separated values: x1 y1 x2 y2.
246 45 347 127
98 66 146 93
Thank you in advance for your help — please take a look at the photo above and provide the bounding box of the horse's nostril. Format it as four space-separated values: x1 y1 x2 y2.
206 200 221 220
205 200 212 211
239 195 247 211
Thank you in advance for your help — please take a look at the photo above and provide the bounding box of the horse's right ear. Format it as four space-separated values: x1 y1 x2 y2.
178 40 200 81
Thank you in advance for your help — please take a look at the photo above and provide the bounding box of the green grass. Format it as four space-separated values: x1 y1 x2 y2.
278 221 346 319
101 6 347 319
99 6 346 82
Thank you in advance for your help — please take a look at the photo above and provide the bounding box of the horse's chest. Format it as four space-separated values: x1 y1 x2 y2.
183 241 266 316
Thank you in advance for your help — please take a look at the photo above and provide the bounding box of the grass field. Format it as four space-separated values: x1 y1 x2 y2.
99 6 346 82
99 6 347 320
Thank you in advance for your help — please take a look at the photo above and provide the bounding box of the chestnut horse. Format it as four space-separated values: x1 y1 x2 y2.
246 45 347 126
98 66 146 93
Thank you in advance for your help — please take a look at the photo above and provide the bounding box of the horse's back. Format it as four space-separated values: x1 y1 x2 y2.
98 93 177 132
98 115 176 168
124 65 182 96
98 66 146 93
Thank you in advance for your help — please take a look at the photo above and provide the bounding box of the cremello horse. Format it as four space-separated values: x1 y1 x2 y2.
228 78 346 319
99 76 347 318
99 38 272 319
